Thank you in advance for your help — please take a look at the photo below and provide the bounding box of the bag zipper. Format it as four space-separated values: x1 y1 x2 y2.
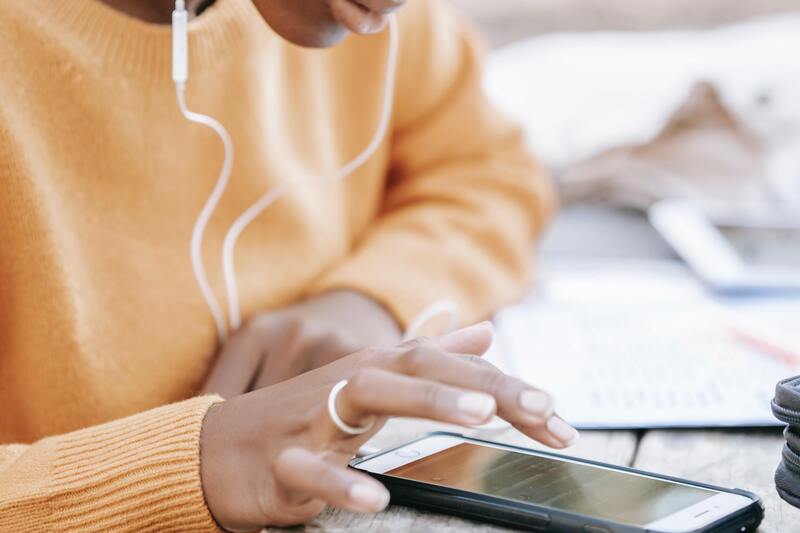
771 401 800 425
783 444 800 474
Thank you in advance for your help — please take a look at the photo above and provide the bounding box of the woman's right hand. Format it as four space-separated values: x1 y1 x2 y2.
199 322 578 532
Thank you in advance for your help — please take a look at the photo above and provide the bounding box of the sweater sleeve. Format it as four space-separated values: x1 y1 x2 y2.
311 0 556 329
0 396 223 532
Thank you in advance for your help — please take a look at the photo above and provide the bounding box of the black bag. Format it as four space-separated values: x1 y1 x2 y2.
771 375 800 509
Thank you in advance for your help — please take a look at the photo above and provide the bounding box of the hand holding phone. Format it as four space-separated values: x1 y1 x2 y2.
199 323 578 531
353 433 764 532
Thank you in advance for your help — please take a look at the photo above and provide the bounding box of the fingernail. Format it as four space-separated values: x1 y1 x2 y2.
457 392 496 423
349 483 390 512
519 390 553 418
547 417 579 445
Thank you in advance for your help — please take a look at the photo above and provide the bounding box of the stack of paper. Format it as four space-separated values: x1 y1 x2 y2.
489 259 800 429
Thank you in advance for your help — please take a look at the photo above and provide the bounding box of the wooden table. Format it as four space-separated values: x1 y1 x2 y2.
266 208 799 532
272 417 799 532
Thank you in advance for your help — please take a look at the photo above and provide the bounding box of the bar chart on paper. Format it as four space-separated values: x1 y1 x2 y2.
491 260 800 429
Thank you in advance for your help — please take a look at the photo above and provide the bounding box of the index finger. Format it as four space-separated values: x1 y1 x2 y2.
401 322 494 357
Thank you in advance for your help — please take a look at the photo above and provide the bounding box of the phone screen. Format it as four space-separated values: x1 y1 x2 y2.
385 443 716 526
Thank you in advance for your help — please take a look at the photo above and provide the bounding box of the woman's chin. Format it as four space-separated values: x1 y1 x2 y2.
251 0 352 49
274 22 350 48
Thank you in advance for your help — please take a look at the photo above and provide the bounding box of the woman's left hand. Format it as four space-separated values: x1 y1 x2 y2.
200 290 401 398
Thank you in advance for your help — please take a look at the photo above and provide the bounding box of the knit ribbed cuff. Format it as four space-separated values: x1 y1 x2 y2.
47 396 223 532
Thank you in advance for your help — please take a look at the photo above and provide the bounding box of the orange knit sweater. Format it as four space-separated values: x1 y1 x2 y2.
0 0 552 530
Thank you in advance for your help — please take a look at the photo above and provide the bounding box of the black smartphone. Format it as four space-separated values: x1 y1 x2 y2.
351 432 764 532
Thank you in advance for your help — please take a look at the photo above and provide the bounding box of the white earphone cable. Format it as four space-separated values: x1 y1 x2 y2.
173 2 231 341
176 83 234 342
222 16 400 330
174 7 458 343
175 7 400 340
402 300 461 342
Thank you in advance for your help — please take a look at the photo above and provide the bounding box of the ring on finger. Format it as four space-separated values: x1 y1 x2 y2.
328 380 376 435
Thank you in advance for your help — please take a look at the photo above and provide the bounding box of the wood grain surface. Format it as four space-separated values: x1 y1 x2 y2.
634 430 800 533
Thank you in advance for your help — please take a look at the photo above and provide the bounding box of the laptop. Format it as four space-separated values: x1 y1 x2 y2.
649 200 800 295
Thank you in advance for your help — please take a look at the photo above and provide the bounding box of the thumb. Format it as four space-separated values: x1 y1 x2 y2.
435 321 494 355
199 318 278 399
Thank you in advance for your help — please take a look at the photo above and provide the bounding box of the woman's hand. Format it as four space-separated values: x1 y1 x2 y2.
200 290 401 398
199 323 578 531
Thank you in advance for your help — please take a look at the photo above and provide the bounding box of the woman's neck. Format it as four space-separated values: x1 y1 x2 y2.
97 0 210 24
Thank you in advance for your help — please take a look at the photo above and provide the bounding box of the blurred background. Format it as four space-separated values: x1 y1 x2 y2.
444 0 800 260
448 0 800 433
450 0 800 46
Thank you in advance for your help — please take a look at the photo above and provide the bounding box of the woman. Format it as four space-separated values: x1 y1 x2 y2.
0 0 570 530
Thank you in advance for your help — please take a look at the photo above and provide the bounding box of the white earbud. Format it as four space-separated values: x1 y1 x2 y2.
172 1 188 85
172 2 457 343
